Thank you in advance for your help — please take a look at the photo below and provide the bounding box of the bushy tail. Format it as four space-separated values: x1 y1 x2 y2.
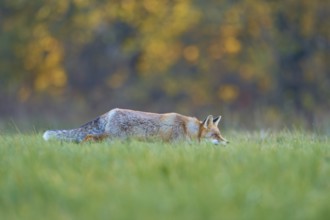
42 129 85 142
43 116 107 143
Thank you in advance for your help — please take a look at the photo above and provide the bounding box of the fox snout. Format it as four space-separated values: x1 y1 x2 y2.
219 135 229 145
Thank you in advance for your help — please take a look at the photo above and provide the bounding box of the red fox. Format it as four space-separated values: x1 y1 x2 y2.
43 108 228 144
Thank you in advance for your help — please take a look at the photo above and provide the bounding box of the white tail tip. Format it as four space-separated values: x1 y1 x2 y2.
43 131 52 141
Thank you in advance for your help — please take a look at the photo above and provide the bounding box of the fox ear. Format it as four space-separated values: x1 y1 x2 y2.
213 116 222 127
202 115 213 128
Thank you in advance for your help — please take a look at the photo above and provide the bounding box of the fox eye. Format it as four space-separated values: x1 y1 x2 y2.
212 133 220 138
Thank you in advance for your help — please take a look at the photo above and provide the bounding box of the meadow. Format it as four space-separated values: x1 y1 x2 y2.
0 131 329 220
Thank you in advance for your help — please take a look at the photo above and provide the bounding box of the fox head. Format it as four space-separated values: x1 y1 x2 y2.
199 115 228 145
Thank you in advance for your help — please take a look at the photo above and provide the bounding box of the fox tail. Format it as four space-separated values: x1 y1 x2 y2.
43 116 106 143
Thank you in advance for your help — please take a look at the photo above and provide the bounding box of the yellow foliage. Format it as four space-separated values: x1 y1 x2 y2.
107 71 128 89
119 0 137 16
51 69 67 88
183 45 199 62
219 22 242 55
208 43 223 60
224 6 242 24
224 37 241 54
34 74 49 91
218 85 239 103
220 25 240 38
139 41 182 74
172 1 200 32
302 10 315 37
190 84 211 105
143 0 165 14
73 0 92 7
133 0 200 75
239 65 255 81
36 6 51 20
3 0 327 116
22 25 67 93
34 68 67 91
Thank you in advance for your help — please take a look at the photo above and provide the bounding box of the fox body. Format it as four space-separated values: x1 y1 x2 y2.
43 108 228 144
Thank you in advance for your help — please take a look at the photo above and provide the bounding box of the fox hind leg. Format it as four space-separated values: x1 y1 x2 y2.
82 134 110 143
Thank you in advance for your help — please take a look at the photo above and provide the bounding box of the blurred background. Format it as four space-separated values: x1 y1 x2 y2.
0 0 329 132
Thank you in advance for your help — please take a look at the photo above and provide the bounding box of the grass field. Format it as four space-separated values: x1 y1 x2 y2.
0 131 329 220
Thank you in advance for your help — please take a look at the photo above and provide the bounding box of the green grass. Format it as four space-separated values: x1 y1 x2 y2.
0 131 329 220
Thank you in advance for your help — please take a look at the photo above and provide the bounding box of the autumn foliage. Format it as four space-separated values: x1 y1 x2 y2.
1 0 329 128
